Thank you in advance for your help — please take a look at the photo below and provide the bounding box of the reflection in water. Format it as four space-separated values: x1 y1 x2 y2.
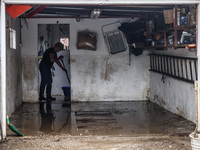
39 102 55 132
7 99 195 136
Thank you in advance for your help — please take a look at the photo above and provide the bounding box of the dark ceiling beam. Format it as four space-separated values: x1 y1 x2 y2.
25 15 146 19
32 10 147 18
44 6 165 12
45 4 175 9
23 4 185 19
27 5 46 18
38 7 162 17
29 8 156 19
41 8 91 14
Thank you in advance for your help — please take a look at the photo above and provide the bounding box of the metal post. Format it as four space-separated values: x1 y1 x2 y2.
197 3 200 133
0 0 6 140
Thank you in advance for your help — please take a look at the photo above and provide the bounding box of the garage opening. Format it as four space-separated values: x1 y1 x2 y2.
1 2 199 149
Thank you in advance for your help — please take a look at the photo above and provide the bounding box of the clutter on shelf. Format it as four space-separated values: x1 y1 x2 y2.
146 4 196 49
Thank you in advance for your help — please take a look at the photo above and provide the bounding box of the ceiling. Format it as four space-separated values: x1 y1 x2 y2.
20 4 179 19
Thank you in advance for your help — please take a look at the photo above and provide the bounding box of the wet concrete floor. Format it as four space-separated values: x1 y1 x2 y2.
7 96 195 137
1 96 195 149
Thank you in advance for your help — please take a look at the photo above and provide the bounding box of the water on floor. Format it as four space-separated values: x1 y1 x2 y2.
7 96 195 137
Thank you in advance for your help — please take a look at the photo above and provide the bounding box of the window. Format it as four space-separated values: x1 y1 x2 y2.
10 28 16 49
60 38 69 50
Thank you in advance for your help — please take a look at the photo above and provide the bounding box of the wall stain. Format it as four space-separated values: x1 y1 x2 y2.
153 95 166 106
71 58 76 63
92 59 97 70
146 88 150 100
22 56 38 102
84 58 97 80
104 58 109 81
153 95 158 102
176 107 186 117
102 58 118 81
22 57 38 82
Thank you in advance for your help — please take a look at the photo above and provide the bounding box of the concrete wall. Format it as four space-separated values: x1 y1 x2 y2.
21 18 150 102
150 48 196 123
4 15 22 116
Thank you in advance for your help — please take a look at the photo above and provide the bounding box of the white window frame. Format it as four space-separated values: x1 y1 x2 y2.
9 28 16 49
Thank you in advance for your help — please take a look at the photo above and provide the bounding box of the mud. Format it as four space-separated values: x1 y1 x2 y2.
1 96 195 149
0 135 192 150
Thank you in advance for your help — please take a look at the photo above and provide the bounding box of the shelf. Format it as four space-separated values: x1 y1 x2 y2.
185 44 196 49
145 45 166 50
149 27 196 49
145 44 196 49
145 4 196 51
152 26 196 34
165 26 195 31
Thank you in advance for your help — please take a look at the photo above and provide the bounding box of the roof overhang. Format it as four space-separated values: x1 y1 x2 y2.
3 0 200 5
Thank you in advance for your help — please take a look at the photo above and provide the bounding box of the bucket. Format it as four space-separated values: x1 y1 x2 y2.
62 86 70 101
190 132 200 150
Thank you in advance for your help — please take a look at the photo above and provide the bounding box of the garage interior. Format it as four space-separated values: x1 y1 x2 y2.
1 2 199 148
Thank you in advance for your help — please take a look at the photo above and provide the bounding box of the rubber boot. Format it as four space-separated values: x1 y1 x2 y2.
39 85 46 100
46 85 56 101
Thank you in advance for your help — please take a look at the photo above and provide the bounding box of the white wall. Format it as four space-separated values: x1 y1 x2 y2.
150 48 196 123
21 18 150 102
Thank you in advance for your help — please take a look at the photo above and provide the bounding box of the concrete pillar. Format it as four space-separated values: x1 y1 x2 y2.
0 0 7 140
197 3 200 132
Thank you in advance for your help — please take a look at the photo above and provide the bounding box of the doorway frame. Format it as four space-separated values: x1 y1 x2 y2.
38 23 71 97
1 0 200 140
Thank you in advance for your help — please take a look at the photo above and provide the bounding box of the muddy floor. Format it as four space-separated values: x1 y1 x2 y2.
0 135 192 150
0 96 196 149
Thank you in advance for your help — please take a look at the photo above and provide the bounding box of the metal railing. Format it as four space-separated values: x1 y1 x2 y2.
149 54 198 83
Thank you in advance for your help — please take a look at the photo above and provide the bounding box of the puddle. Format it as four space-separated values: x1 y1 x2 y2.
7 97 195 137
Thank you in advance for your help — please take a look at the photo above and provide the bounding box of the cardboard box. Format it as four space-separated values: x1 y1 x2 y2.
163 9 173 24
